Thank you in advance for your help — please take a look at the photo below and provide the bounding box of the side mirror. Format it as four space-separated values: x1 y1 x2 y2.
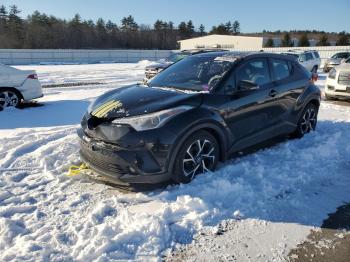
299 58 304 63
238 80 259 91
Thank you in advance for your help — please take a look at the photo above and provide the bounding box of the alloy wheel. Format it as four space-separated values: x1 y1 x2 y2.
0 90 19 110
182 139 216 180
300 107 317 134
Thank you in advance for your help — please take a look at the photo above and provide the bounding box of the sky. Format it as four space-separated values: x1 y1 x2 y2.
1 0 349 33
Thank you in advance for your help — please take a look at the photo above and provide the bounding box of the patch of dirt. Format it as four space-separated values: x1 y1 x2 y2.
288 204 350 262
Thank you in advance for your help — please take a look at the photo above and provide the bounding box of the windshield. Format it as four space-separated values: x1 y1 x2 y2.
148 55 234 91
166 53 189 63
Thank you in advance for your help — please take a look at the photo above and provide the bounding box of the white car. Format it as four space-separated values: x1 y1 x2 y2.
0 64 43 111
282 50 321 73
325 59 350 100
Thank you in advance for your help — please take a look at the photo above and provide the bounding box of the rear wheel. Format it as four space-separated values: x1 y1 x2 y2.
324 93 334 101
311 66 318 73
0 89 21 111
292 103 318 138
172 130 219 184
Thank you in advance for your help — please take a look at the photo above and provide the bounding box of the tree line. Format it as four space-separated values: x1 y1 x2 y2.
0 5 241 49
0 5 348 50
264 31 349 47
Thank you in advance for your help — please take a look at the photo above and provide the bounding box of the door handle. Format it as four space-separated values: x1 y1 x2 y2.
269 89 278 97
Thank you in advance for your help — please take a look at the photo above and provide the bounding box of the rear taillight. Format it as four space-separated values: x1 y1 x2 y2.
27 74 38 79
310 73 318 83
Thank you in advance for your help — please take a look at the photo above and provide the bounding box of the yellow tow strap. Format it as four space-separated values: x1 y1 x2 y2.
66 163 90 177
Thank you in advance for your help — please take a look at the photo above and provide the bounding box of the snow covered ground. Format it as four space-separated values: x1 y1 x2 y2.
0 63 349 261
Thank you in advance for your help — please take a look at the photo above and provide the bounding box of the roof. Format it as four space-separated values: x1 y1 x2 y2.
177 34 264 43
193 51 297 62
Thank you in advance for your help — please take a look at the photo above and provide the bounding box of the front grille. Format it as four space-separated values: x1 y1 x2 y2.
338 72 350 86
80 146 127 175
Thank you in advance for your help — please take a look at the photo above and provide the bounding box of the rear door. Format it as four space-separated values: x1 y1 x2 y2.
305 52 314 71
221 57 282 152
268 57 302 133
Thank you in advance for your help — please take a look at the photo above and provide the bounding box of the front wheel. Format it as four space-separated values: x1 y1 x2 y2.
172 130 219 184
292 103 318 138
0 89 21 111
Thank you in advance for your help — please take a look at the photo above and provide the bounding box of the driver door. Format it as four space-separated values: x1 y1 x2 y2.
221 58 279 153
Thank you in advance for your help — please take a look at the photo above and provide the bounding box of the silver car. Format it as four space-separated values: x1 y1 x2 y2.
323 52 350 73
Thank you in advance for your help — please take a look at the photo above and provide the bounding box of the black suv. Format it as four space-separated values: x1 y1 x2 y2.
78 52 321 185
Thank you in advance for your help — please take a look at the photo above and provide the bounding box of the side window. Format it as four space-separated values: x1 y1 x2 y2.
338 53 350 59
299 54 306 62
313 52 320 59
236 59 271 87
305 53 313 61
271 59 291 81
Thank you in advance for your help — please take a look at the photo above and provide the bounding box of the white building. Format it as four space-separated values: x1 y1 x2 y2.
178 34 264 50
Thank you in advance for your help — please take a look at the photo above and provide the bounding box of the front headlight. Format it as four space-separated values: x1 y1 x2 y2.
112 106 193 131
328 68 337 79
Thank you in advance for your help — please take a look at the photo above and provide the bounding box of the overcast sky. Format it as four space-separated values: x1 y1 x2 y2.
2 0 349 33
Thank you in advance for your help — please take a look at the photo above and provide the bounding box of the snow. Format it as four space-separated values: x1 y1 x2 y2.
1 63 350 261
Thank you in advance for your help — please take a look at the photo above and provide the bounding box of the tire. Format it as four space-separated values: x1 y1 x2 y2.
311 66 318 73
0 89 22 111
324 93 334 101
172 130 220 184
292 103 318 138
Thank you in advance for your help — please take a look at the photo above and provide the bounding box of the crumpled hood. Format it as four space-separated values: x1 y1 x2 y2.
88 84 201 119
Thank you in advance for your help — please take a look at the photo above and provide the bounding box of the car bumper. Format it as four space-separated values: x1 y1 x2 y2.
325 79 350 98
19 79 43 101
77 127 175 185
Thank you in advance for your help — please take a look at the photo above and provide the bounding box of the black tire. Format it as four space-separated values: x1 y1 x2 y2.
172 130 219 184
292 103 318 138
311 66 318 73
0 89 22 111
324 93 334 101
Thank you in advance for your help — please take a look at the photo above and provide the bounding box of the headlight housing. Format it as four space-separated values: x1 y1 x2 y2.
328 68 337 79
111 106 193 131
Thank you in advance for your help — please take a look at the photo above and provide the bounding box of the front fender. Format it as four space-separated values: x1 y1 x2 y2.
165 107 232 171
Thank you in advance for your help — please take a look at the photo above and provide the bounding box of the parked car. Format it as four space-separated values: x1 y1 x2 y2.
144 49 228 80
325 59 350 100
323 52 350 73
78 51 321 185
281 50 321 73
0 64 43 111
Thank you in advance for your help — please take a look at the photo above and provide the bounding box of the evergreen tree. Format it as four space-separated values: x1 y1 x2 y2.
199 24 205 36
121 15 138 32
264 38 274 47
225 21 232 34
178 21 188 39
210 23 230 35
298 33 310 47
186 20 195 37
317 34 329 46
336 31 349 46
281 32 293 47
7 5 24 48
232 20 240 35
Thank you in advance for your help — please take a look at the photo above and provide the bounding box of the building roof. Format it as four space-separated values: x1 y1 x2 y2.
178 34 264 43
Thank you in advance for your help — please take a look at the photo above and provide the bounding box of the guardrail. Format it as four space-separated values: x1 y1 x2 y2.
0 46 349 65
0 49 173 65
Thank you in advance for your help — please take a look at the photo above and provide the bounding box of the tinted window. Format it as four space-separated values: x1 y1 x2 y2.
236 59 271 86
338 53 350 59
271 59 291 81
313 52 320 58
299 54 306 62
305 53 313 60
